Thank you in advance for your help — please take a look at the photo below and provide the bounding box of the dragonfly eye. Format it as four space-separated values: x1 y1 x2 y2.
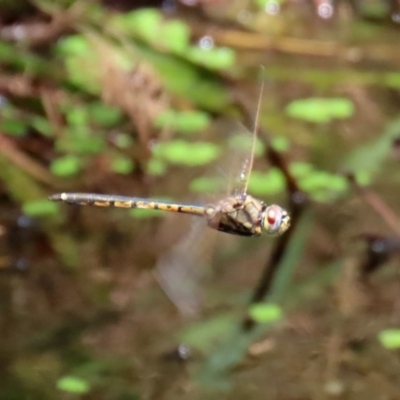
262 204 290 235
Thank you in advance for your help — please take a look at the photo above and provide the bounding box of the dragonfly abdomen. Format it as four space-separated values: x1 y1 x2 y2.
49 193 207 216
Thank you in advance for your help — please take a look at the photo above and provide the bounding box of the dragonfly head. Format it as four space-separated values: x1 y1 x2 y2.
261 204 290 236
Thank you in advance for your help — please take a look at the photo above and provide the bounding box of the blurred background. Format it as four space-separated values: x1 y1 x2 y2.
1 0 400 399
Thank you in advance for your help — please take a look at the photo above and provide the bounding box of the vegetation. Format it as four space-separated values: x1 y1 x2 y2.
1 1 400 399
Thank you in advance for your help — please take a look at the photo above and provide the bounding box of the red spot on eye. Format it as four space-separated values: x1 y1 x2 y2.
267 209 276 225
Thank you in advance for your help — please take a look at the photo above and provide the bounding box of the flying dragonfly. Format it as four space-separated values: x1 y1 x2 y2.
49 93 290 238
49 82 291 313
49 189 289 237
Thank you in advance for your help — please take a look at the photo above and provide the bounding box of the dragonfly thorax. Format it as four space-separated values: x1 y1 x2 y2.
205 194 289 237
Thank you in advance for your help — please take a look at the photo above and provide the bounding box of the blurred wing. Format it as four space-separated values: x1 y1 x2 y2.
154 216 217 316
209 119 260 198
154 117 260 315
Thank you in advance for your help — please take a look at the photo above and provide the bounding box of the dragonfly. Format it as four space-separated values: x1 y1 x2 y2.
49 82 290 314
49 89 290 238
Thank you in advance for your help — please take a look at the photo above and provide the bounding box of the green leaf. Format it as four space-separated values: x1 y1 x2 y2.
179 314 236 352
161 20 190 53
385 72 400 89
56 35 91 56
353 170 371 186
114 133 133 149
111 156 134 174
56 35 101 94
0 119 27 136
23 200 59 217
255 0 284 8
289 162 314 178
271 136 290 152
60 131 106 154
31 116 52 136
119 9 162 43
285 97 355 123
248 303 283 324
50 156 81 177
89 102 122 127
344 117 400 176
186 46 236 70
298 171 348 194
137 44 230 111
154 110 211 133
378 329 400 350
56 376 90 394
153 140 220 166
248 169 285 196
189 176 224 194
66 106 88 127
147 158 167 176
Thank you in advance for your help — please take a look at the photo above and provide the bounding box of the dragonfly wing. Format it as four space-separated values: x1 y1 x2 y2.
154 216 217 316
210 119 259 198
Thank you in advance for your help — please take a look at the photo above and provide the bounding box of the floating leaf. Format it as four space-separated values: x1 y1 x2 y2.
137 44 230 111
255 0 284 8
114 133 133 149
289 162 314 178
249 303 283 324
147 158 167 176
343 116 400 176
186 46 236 70
298 171 348 194
154 110 211 133
271 136 290 152
56 376 90 394
353 170 371 186
56 35 92 56
56 35 101 94
23 200 59 217
89 102 122 127
179 314 235 352
385 72 400 89
31 116 52 136
66 106 88 127
161 20 190 53
50 156 81 177
111 156 134 174
285 97 355 123
153 140 220 166
248 169 285 196
117 9 162 43
0 119 27 136
60 131 106 154
189 176 225 194
378 329 400 350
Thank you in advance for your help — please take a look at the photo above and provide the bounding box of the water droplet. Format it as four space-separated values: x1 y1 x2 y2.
392 13 400 23
318 3 334 19
265 1 280 15
198 35 214 50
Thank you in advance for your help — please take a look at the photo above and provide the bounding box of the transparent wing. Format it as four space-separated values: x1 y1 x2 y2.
210 119 261 198
154 110 261 315
154 216 217 316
